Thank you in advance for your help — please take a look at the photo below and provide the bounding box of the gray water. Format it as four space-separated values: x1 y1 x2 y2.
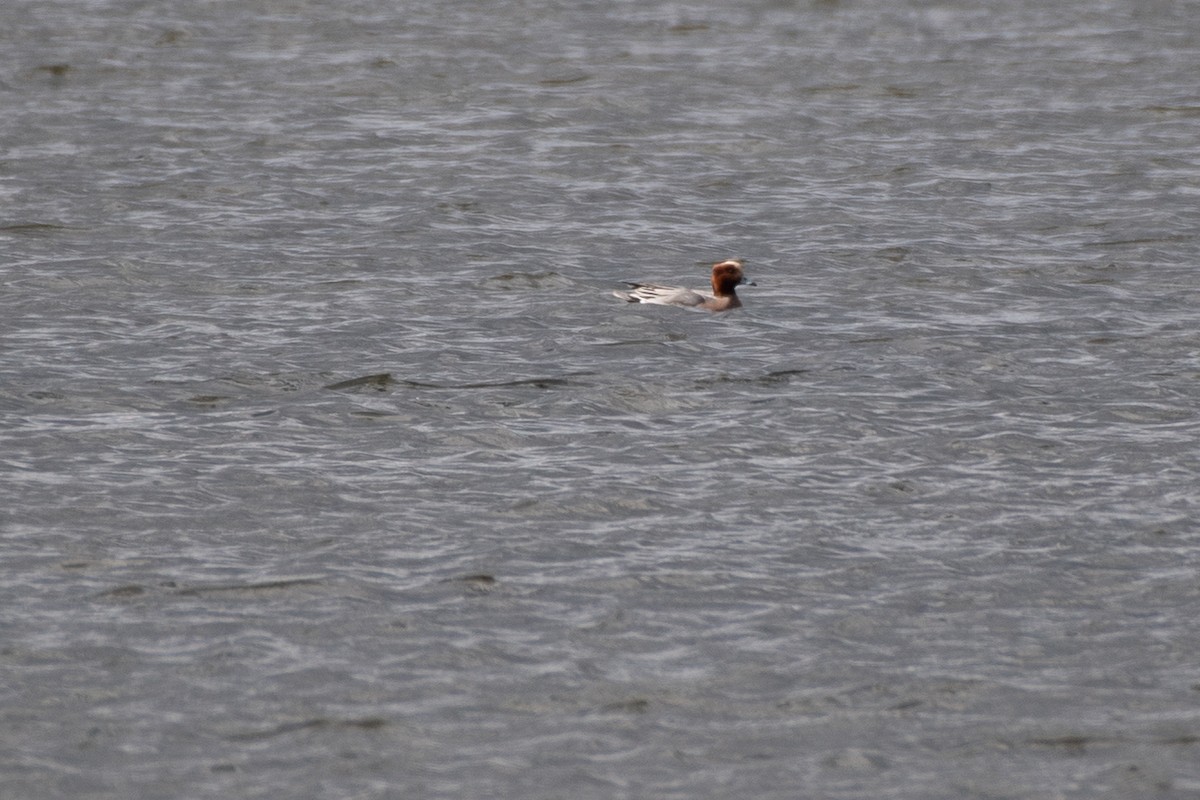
4 0 1200 797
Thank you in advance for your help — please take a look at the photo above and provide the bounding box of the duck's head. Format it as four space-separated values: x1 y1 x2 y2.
710 259 754 297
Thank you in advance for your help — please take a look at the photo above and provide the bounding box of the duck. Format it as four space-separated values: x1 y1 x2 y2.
613 259 754 312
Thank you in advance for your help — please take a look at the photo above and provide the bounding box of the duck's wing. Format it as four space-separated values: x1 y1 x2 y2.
613 283 708 307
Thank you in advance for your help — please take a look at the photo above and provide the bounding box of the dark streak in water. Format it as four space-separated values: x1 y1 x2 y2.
538 74 590 86
1026 735 1114 754
229 717 387 741
326 372 585 391
174 578 323 596
187 395 230 405
401 377 577 390
0 222 69 234
35 63 71 77
324 373 395 391
95 585 147 599
1141 105 1200 116
454 574 496 585
1088 235 1191 247
444 574 498 593
601 698 651 714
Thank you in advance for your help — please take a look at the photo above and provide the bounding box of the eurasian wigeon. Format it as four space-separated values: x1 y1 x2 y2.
613 259 754 312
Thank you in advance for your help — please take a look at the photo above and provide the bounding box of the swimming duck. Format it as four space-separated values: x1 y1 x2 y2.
613 259 754 312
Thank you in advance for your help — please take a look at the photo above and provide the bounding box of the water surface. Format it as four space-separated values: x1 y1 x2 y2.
4 0 1200 797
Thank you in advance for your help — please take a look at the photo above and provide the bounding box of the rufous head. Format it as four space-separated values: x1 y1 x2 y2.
710 259 753 298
